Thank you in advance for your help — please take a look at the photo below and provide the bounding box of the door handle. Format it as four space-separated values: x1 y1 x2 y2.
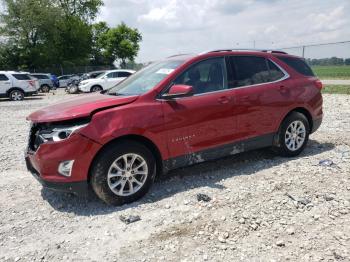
217 96 231 104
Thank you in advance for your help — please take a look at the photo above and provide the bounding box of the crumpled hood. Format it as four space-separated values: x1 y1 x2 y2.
27 93 139 123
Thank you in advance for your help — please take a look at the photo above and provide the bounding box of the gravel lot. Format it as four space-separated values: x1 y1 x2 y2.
0 90 349 261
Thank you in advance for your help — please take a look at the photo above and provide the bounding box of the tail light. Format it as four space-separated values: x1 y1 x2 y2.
314 79 323 90
28 80 35 87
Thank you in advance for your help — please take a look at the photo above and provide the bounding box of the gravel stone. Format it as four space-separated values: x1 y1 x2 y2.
0 91 349 261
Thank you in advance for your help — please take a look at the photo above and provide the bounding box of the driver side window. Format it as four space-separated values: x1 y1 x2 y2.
174 57 227 95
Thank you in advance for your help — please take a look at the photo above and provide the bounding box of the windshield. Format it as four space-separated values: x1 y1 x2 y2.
107 60 185 95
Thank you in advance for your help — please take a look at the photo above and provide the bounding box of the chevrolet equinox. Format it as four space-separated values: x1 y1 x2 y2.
25 49 323 205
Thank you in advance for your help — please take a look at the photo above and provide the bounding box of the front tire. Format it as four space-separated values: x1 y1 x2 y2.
273 112 310 157
91 85 102 92
90 140 156 206
9 89 24 101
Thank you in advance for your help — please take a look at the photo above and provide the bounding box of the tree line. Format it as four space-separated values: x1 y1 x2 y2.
306 57 350 66
0 0 142 72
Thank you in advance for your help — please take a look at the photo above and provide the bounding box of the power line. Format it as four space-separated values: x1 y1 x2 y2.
280 40 350 50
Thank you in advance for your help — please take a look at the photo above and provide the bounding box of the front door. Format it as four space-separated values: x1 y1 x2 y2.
161 57 236 164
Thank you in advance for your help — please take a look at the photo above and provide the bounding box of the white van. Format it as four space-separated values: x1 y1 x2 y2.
0 71 39 101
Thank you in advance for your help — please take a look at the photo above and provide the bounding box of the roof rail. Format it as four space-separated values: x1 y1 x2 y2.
203 48 288 54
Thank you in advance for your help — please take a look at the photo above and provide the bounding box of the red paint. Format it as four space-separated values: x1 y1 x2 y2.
26 51 323 184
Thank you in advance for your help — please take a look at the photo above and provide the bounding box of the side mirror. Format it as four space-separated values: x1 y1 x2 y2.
162 84 194 99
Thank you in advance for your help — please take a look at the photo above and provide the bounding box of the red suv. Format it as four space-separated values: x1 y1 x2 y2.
26 49 323 205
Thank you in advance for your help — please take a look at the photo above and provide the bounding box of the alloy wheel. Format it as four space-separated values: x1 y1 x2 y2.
11 91 23 101
284 120 306 151
107 153 148 196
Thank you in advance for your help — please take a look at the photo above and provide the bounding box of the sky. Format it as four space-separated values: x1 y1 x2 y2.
97 0 350 62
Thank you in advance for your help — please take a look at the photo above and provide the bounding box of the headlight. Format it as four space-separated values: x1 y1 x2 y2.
39 123 88 142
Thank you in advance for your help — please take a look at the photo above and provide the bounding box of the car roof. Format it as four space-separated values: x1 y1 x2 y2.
165 49 300 61
105 69 136 73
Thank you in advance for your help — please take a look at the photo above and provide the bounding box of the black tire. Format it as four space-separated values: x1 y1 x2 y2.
91 85 102 92
90 140 156 206
41 85 50 93
9 89 24 101
273 112 310 157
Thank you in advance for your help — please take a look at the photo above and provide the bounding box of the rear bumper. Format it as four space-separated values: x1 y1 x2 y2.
311 117 322 133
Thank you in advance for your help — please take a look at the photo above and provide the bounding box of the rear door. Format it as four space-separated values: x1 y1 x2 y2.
0 74 11 94
161 57 237 161
228 55 290 140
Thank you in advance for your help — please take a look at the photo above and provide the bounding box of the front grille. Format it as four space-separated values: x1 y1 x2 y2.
28 124 43 151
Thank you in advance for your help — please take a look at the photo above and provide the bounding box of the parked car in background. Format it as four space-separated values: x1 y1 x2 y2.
25 49 323 205
58 75 79 88
31 73 54 92
0 71 38 101
78 69 135 92
87 70 108 79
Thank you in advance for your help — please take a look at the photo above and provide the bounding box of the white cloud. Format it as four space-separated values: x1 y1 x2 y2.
98 0 350 62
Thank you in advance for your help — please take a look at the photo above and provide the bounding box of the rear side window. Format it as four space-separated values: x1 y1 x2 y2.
277 56 314 76
228 56 279 88
118 71 132 77
12 74 31 80
0 74 9 81
32 74 49 79
267 60 285 81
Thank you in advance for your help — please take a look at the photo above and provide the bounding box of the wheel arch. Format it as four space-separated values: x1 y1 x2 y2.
273 107 313 146
6 87 25 96
87 134 164 183
285 107 313 132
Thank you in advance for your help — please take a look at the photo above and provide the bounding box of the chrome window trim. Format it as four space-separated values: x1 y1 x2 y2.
157 57 289 101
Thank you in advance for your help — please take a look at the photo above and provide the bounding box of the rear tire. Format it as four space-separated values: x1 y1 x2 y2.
9 89 24 101
41 85 50 93
273 112 310 157
90 140 156 206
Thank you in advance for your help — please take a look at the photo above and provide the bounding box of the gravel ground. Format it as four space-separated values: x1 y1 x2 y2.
0 90 349 261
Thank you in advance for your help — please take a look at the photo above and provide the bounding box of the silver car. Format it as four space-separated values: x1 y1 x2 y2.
30 73 54 92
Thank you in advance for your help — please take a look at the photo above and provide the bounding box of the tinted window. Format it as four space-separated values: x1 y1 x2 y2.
174 57 226 94
32 74 49 79
106 72 118 78
228 56 270 87
0 74 9 81
12 74 31 80
267 60 285 81
118 71 132 77
277 56 314 76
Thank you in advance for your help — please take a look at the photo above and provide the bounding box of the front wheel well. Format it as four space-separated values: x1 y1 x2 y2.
88 135 163 183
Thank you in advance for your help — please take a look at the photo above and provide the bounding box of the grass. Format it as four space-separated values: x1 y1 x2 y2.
312 66 350 80
322 85 350 95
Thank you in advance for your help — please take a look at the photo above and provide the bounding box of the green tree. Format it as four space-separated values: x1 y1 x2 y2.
103 22 142 68
90 21 109 65
0 0 103 71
